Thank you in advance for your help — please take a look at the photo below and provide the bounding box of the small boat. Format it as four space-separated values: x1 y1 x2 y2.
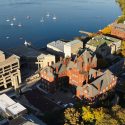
40 17 44 23
18 23 22 27
10 22 14 26
24 40 31 46
26 16 31 19
12 16 16 21
6 36 10 39
52 15 57 20
6 19 10 22
46 13 50 17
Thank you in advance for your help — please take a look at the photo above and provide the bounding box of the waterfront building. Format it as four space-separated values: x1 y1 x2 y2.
111 23 125 40
0 51 21 92
47 40 66 56
36 53 55 70
86 35 121 57
40 48 121 100
8 44 50 79
40 50 97 93
76 70 117 100
64 39 83 57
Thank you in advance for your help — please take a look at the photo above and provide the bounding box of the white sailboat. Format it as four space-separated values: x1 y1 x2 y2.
12 16 16 21
6 36 10 39
26 16 31 19
40 17 44 23
52 15 57 20
46 13 50 17
18 23 22 27
10 22 14 26
6 19 10 22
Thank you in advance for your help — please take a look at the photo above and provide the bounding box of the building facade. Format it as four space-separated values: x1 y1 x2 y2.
111 23 125 40
36 53 55 70
0 51 21 91
86 35 121 56
64 39 83 57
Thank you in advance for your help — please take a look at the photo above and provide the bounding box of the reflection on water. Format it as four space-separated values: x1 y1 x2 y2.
0 0 121 49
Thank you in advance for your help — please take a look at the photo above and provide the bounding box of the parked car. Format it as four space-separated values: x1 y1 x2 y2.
68 103 74 107
63 104 68 108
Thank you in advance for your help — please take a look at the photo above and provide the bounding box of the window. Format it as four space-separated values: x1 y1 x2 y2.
12 62 18 66
4 65 10 69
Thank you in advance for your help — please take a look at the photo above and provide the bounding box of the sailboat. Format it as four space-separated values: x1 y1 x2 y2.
6 19 10 22
12 16 16 21
40 17 44 23
18 23 22 27
26 16 31 19
52 15 57 20
46 13 50 17
10 22 14 26
6 36 10 39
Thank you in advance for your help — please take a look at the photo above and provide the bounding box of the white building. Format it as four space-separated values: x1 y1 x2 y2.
86 35 122 55
0 51 21 91
36 53 55 70
47 40 66 56
0 94 27 118
64 39 83 57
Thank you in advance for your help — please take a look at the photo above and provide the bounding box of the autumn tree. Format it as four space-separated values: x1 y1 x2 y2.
64 108 83 125
82 106 95 123
121 41 125 57
100 26 111 35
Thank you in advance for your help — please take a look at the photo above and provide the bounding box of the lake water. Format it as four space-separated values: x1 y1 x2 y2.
0 0 121 50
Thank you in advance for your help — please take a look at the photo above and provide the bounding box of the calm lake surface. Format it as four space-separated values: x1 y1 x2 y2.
0 0 121 50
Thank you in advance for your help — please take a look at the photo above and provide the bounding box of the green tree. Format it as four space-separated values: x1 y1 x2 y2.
112 105 125 125
64 108 83 125
82 106 94 123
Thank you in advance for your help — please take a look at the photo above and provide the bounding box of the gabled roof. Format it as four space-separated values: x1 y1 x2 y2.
78 69 116 98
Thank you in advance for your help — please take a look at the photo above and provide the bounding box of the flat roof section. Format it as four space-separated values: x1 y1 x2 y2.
0 94 15 112
87 35 121 47
7 103 26 116
0 94 26 116
47 40 66 52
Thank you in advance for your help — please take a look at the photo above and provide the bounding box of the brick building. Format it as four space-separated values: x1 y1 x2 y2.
111 23 125 40
40 50 97 92
40 49 118 100
76 70 117 100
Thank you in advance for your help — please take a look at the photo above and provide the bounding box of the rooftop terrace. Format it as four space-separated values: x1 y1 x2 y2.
87 35 120 47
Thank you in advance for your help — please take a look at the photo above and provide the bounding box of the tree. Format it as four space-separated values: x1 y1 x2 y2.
121 41 125 57
101 26 111 35
112 105 125 125
96 113 118 125
93 107 104 124
82 106 94 123
64 108 82 125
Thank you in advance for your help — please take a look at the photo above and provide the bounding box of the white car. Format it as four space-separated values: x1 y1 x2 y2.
68 103 74 107
63 104 68 108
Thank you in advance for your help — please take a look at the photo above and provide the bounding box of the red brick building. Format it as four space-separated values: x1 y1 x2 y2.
76 70 117 100
111 23 125 40
40 50 97 93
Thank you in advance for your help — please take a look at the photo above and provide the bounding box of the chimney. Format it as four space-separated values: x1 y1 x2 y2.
60 57 63 62
93 71 97 78
51 61 54 65
47 62 49 66
56 66 58 73
50 68 54 73
97 83 100 92
85 74 89 84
